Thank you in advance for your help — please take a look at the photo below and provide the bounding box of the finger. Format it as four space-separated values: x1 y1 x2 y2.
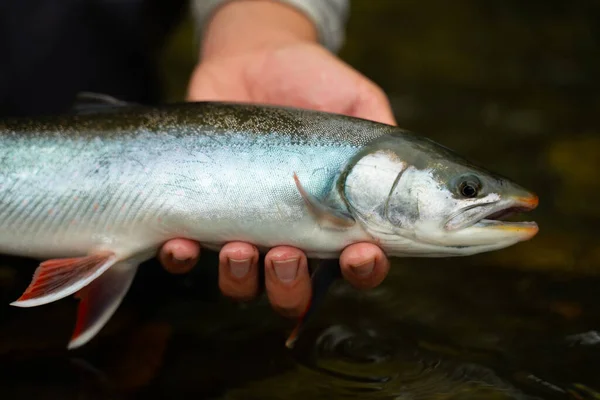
349 82 397 126
218 242 260 301
339 243 390 290
159 239 201 274
264 246 311 318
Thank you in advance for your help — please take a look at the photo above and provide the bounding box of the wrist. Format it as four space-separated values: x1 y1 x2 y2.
200 0 318 60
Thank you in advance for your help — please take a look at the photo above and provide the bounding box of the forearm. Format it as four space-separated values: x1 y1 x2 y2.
191 0 349 55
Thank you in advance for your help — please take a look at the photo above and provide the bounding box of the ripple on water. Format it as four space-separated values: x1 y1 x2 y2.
287 323 541 400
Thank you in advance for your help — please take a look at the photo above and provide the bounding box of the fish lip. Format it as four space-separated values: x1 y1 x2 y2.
483 194 538 220
445 194 539 232
472 194 539 235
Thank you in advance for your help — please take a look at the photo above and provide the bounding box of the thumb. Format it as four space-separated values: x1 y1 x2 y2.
348 83 397 126
186 64 249 102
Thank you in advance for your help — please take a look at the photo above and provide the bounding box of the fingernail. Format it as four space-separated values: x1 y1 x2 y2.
170 253 190 265
229 258 251 278
351 260 374 276
273 259 299 283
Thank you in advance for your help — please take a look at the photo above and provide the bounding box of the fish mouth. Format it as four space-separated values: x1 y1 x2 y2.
472 195 539 237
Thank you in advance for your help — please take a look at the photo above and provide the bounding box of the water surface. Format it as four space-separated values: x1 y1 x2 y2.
1 1 599 399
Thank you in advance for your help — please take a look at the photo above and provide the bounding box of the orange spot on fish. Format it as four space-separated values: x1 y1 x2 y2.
497 224 538 233
71 219 77 225
515 194 539 209
492 224 539 240
157 217 162 223
93 203 99 211
48 209 54 216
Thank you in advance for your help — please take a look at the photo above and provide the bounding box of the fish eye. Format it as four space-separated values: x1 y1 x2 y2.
458 177 481 198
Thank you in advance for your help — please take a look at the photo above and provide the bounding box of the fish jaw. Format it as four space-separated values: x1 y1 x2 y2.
444 193 539 246
398 192 539 256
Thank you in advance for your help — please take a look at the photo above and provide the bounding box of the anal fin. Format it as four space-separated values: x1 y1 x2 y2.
10 252 117 308
69 260 139 349
285 259 342 348
293 173 355 229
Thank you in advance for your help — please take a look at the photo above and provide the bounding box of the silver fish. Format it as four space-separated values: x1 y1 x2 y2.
0 94 538 349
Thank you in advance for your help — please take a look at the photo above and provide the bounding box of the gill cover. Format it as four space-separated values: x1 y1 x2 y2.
340 148 409 229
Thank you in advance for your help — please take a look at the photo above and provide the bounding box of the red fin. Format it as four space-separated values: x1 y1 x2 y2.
72 289 91 340
68 260 138 349
285 259 342 349
11 252 116 308
285 298 312 349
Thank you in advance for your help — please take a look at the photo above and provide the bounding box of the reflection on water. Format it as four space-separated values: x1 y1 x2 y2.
1 1 600 399
292 324 528 399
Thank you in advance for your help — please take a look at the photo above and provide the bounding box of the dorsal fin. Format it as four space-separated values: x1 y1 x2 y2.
70 92 137 114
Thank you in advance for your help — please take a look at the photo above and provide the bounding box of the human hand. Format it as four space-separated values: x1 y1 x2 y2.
159 0 395 318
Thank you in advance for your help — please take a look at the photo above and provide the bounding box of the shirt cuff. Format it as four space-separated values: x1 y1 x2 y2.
190 0 349 53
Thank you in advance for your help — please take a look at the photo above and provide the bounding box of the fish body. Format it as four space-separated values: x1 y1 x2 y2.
0 97 539 349
0 102 382 261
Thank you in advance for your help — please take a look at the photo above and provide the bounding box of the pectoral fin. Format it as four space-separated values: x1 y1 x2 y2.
11 252 118 308
293 173 355 228
285 259 342 348
68 260 139 349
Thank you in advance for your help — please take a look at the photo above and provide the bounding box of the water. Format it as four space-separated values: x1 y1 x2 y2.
1 1 600 398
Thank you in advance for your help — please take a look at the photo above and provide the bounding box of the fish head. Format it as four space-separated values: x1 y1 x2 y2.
341 131 539 256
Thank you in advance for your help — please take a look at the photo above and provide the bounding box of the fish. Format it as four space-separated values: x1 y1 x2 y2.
0 93 539 349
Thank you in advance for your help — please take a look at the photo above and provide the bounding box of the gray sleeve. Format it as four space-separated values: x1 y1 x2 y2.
191 0 350 53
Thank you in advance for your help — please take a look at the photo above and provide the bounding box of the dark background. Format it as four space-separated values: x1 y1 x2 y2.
1 1 599 399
